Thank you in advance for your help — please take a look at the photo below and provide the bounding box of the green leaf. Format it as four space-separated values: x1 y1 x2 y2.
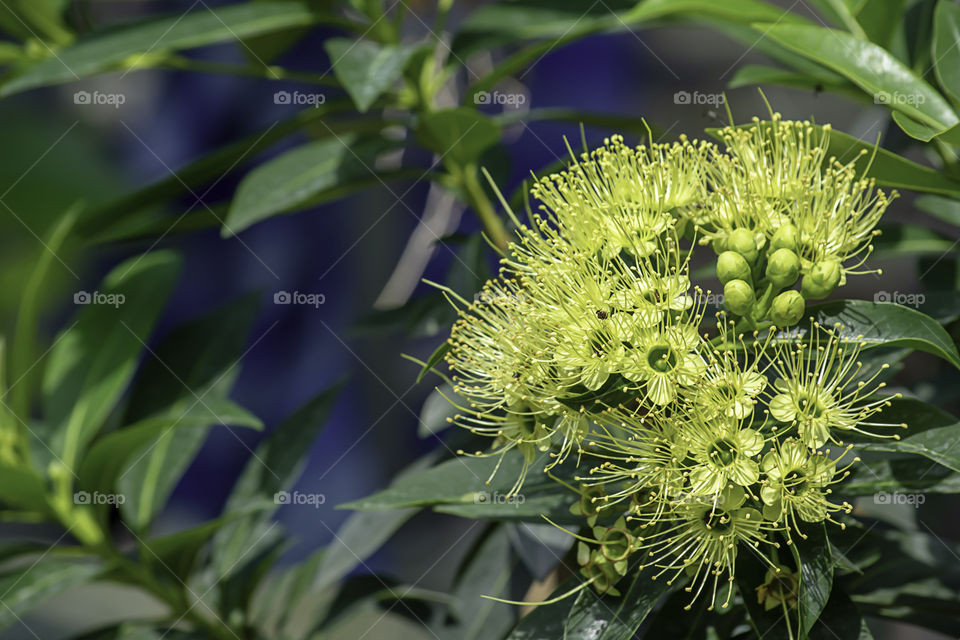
225 135 390 235
324 38 420 112
846 397 960 473
890 110 947 141
2 2 324 95
144 501 273 584
808 585 873 640
756 23 958 134
916 194 960 226
855 0 907 47
124 293 261 421
0 463 49 513
452 1 633 55
0 558 103 632
562 560 673 640
250 548 332 637
309 455 440 594
784 300 960 370
217 531 289 622
78 399 261 516
802 0 867 38
873 223 957 257
313 508 418 591
841 456 960 496
341 450 578 522
79 105 347 239
792 524 833 638
10 203 79 423
933 0 960 104
212 382 344 579
416 341 450 384
415 108 501 165
42 251 181 473
628 0 810 26
4 0 72 45
729 64 855 95
117 404 262 531
433 492 576 523
417 383 457 438
445 525 518 640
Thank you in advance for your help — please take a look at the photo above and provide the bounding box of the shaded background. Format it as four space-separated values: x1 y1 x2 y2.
0 0 956 637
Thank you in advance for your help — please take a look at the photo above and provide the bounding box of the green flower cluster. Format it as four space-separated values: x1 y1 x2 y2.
441 116 904 610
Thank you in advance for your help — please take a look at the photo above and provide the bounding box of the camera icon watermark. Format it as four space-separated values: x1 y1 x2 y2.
473 90 527 108
273 90 326 107
74 90 126 109
473 491 525 507
74 290 125 308
874 491 925 507
874 91 926 106
673 90 724 107
274 491 326 508
273 290 326 308
874 290 925 308
74 490 126 505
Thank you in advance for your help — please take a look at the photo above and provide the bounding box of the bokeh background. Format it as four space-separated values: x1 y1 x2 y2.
0 0 956 637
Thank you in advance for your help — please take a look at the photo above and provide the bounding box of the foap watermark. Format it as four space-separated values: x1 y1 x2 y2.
74 290 125 308
74 490 126 506
687 291 725 309
674 90 724 107
274 90 326 107
473 491 526 507
874 290 925 308
274 290 326 308
274 491 326 508
74 90 126 109
474 291 529 305
874 491 925 507
474 90 527 108
874 91 926 106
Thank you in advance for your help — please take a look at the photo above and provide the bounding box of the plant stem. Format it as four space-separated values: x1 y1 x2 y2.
106 548 237 640
162 55 339 86
461 163 510 251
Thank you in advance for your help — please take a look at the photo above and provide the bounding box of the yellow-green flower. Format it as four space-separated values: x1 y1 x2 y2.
766 323 897 448
623 324 706 406
683 415 765 494
760 438 851 528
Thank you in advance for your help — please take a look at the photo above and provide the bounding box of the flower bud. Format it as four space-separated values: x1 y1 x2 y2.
764 248 801 288
711 236 728 255
800 260 842 299
724 279 756 316
717 251 752 285
727 228 759 264
769 223 798 252
768 290 805 326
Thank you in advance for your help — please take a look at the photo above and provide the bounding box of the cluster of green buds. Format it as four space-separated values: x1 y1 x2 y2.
715 224 840 327
439 113 904 611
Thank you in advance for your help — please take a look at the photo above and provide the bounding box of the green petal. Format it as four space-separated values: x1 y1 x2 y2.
646 375 675 406
768 394 796 422
731 460 760 486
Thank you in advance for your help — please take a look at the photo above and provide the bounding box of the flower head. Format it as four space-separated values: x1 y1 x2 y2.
765 322 900 448
760 438 853 530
